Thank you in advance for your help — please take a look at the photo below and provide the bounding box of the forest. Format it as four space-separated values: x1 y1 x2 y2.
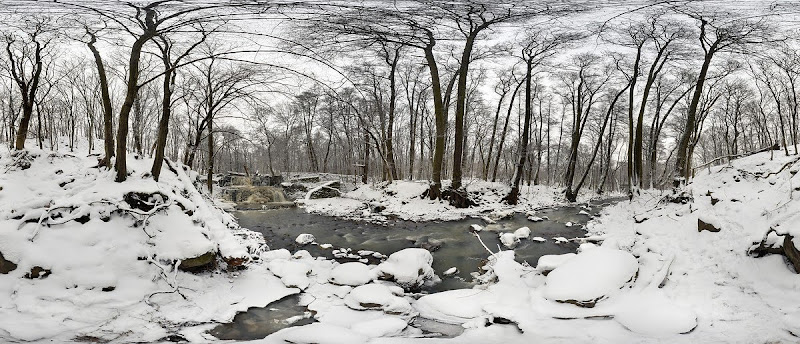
0 1 789 201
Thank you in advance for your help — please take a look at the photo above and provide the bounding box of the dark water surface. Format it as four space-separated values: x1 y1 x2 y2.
211 199 620 340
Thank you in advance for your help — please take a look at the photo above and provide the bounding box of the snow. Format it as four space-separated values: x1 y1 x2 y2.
536 253 576 273
375 248 437 290
329 262 375 286
513 226 531 239
302 180 598 223
499 232 518 248
443 267 459 276
527 215 545 222
0 141 295 343
469 224 484 232
542 247 638 305
344 283 413 315
295 233 316 245
532 236 547 242
6 143 800 343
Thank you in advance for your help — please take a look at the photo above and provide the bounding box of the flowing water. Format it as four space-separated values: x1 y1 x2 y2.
211 199 621 340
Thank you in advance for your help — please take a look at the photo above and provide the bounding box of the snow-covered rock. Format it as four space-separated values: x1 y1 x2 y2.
375 248 436 290
499 233 519 248
532 236 547 242
514 226 531 239
469 224 484 233
329 262 374 286
614 290 698 336
344 283 413 315
542 247 638 307
536 253 576 274
527 215 545 222
443 267 459 276
268 259 312 290
270 323 368 344
295 233 316 245
350 317 408 337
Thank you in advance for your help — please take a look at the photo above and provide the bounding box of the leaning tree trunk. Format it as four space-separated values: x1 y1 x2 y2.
504 62 534 205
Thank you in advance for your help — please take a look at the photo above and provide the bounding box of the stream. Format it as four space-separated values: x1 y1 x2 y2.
211 199 620 340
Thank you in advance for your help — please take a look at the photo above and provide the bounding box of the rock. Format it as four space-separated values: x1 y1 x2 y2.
513 227 531 240
24 266 51 279
344 283 412 315
329 262 374 286
469 224 483 233
532 236 546 242
537 253 576 275
376 248 436 291
499 233 518 248
295 233 316 246
542 247 638 308
784 235 800 273
413 236 443 252
527 215 544 222
223 256 247 270
0 251 17 274
308 186 341 199
179 251 217 273
443 267 459 276
697 217 721 233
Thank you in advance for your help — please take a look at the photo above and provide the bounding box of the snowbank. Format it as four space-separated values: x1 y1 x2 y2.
0 142 291 342
302 180 603 223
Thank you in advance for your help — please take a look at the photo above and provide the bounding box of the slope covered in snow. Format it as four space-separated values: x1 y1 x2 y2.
0 142 296 342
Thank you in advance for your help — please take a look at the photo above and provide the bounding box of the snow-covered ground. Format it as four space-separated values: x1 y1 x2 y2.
301 179 608 223
3 142 799 343
247 151 800 344
0 142 297 342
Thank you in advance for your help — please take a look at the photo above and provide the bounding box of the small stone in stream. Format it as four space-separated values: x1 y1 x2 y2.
565 222 574 227
578 210 590 216
24 266 51 279
0 251 17 274
469 224 484 233
528 216 544 222
481 216 496 224
697 218 721 233
295 233 316 245
443 267 459 276
319 243 333 249
532 236 546 242
553 237 569 244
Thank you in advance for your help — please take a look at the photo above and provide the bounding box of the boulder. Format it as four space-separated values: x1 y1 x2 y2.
329 262 374 286
0 251 17 274
344 283 413 315
295 233 316 246
542 247 638 308
178 251 217 273
376 248 436 291
308 186 341 199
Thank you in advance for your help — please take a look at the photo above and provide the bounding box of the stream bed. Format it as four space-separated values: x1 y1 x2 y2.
211 199 620 340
